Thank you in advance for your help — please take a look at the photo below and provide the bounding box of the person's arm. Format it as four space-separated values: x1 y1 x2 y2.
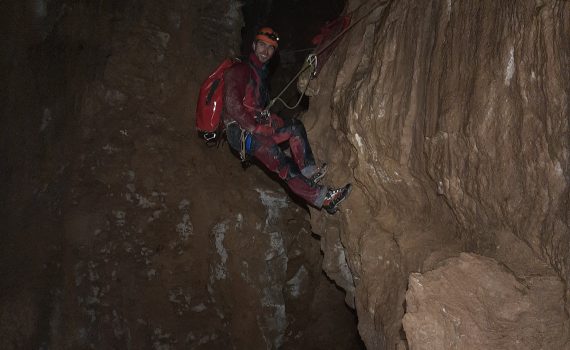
223 64 258 132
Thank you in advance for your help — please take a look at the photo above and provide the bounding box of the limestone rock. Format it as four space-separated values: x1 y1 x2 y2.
403 253 570 350
308 0 569 348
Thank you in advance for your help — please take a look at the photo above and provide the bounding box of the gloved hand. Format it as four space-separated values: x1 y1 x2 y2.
255 110 271 125
254 124 274 136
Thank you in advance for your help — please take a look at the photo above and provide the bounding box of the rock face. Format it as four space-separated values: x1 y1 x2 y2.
306 0 569 348
403 253 569 350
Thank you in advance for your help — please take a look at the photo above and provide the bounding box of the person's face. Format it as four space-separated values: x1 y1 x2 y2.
252 40 276 64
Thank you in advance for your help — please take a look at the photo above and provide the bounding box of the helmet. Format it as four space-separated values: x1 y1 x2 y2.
255 27 279 48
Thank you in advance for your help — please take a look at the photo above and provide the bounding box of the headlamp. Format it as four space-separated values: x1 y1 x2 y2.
258 31 279 42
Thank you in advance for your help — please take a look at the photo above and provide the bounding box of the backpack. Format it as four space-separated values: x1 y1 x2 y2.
195 58 241 144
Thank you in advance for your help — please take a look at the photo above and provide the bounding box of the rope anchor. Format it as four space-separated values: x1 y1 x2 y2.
264 0 392 113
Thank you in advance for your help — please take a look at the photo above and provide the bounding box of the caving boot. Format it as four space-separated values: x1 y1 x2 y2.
322 183 352 214
309 163 328 184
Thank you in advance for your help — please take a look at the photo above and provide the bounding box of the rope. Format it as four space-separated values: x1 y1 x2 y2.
266 54 317 110
239 128 248 162
279 47 316 55
266 0 391 112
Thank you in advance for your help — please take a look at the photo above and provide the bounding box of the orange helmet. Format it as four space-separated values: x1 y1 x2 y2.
255 27 279 48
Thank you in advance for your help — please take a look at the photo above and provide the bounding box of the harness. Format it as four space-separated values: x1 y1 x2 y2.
239 128 253 162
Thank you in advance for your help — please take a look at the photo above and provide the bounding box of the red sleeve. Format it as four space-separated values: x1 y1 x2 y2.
223 63 257 132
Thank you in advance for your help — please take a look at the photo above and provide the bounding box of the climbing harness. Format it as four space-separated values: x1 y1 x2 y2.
239 128 253 162
265 0 392 112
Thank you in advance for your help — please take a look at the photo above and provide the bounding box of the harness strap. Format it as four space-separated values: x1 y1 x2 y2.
239 128 252 162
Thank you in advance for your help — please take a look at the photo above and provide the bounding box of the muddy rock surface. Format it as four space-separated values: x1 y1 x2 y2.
306 0 569 348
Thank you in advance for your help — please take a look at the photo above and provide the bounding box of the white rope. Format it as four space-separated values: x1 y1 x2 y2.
266 54 318 111
265 0 392 111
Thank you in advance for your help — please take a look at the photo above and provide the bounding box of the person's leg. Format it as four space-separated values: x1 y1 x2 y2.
272 118 319 178
252 133 327 207
225 123 242 152
227 123 349 212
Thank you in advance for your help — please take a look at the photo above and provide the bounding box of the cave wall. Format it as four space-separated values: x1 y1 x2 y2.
305 0 569 348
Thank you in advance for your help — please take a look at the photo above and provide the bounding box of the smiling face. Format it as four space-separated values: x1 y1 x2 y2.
252 40 276 64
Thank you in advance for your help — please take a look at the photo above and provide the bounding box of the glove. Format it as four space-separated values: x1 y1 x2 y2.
255 110 270 125
254 124 274 136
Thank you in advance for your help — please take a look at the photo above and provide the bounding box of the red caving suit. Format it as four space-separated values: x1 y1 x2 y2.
222 52 326 207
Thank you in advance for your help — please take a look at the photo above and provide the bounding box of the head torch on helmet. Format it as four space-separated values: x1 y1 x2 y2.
255 27 279 48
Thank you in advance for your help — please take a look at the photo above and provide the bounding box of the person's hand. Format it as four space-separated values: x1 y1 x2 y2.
269 113 284 128
255 110 270 125
254 124 274 136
